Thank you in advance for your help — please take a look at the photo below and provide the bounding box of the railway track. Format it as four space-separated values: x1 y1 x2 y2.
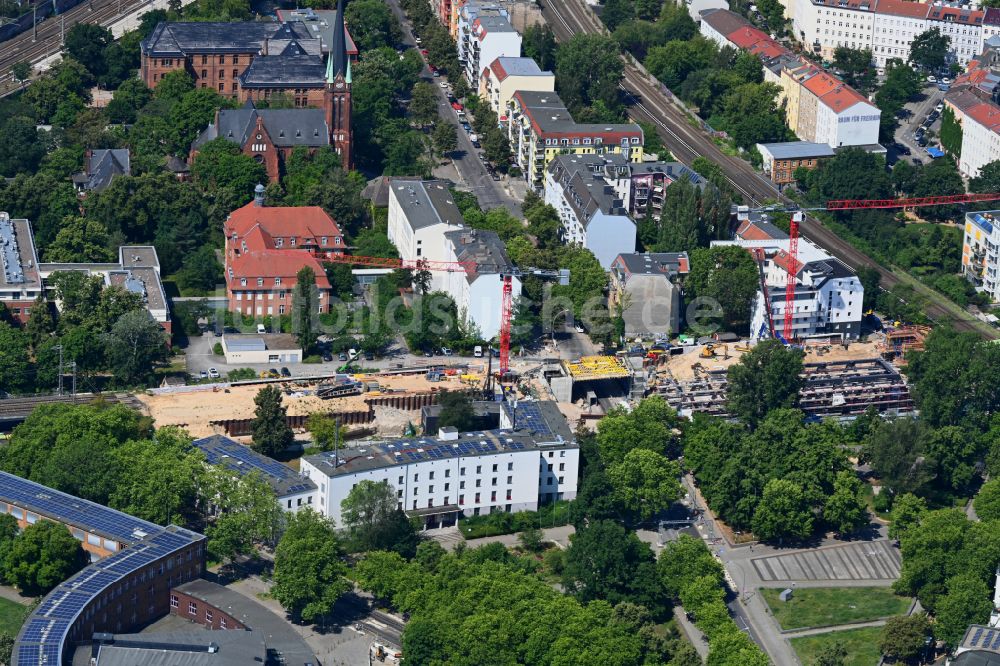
539 0 998 338
0 0 151 96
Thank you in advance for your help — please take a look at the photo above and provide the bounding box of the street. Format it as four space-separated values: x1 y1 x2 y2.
384 0 522 214
892 83 945 165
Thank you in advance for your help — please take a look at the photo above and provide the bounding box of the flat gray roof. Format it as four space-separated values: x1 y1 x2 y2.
757 141 835 159
389 179 465 230
173 580 318 665
0 214 41 291
80 630 265 666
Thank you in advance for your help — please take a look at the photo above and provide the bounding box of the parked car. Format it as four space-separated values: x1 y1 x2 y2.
474 345 483 357
423 348 434 357
917 136 928 147
451 102 463 111
208 368 220 379
432 69 440 77
471 140 481 149
199 370 208 379
441 347 453 356
941 77 952 85
280 367 291 377
439 81 449 89
364 351 375 361
927 75 937 83
491 172 501 181
323 352 333 362
338 352 348 361
462 122 472 132
935 102 944 112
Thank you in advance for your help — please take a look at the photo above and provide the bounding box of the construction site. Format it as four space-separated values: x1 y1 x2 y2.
648 339 915 419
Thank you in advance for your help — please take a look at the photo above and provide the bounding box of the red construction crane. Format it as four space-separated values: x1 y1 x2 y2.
322 254 568 376
744 191 1000 343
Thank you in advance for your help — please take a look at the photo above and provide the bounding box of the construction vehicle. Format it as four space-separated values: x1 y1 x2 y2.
740 191 1000 344
316 381 364 399
322 255 569 380
699 344 730 359
426 370 444 382
734 343 752 353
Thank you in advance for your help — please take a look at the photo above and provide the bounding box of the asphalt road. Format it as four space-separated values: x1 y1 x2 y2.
385 0 521 214
539 0 998 339
894 84 944 163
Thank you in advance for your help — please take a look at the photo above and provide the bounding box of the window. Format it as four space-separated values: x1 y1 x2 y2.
475 492 480 503
492 464 498 472
201 69 207 78
257 277 264 286
507 462 513 471
445 469 450 477
202 55 207 65
429 471 435 480
413 487 419 495
559 463 565 471
321 236 327 245
413 500 418 509
287 499 292 508
219 82 224 91
475 479 481 488
397 489 403 498
444 482 450 490
398 475 404 484
460 480 465 489
490 491 497 501
220 617 228 629
233 55 239 64
547 464 553 472
414 473 419 481
188 601 198 615
459 494 465 504
547 478 554 486
461 467 466 475
275 277 281 286
278 305 285 315
492 478 497 486
429 485 434 493
219 55 226 64
206 610 214 623
170 595 178 608
428 499 434 508
297 498 302 506
558 476 564 484
476 465 482 474
219 69 225 78
233 69 238 78
506 476 512 484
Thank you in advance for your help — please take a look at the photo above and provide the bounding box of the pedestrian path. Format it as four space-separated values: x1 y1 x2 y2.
751 540 901 583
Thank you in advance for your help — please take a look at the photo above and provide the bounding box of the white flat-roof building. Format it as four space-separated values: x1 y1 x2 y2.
963 210 1000 301
300 400 578 528
479 56 555 119
441 228 522 339
386 179 465 270
463 13 521 86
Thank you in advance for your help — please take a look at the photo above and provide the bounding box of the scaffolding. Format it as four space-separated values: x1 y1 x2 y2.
877 325 931 365
562 355 630 381
654 358 913 419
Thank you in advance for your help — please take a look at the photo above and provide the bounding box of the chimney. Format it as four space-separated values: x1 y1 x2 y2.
253 183 265 207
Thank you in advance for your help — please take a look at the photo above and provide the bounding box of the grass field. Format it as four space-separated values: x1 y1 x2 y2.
762 586 911 630
0 596 30 635
790 626 884 666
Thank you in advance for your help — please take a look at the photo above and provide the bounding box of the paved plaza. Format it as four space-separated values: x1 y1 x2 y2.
751 539 901 583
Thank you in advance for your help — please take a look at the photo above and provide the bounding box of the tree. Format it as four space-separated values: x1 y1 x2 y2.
344 0 399 51
250 386 293 458
971 159 1000 194
726 340 804 426
685 245 759 335
596 396 682 461
272 509 350 623
975 479 1000 522
0 514 18 583
562 520 663 612
600 0 635 31
45 215 114 263
657 534 724 600
2 520 89 595
0 115 45 177
436 390 481 432
292 266 318 354
833 47 875 93
555 33 624 112
857 265 880 311
103 310 168 385
205 468 284 563
519 526 545 553
893 508 969 608
880 613 931 662
819 471 868 536
607 449 682 520
11 61 32 85
169 87 228 153
909 28 950 71
176 246 222 293
707 627 769 666
190 137 267 194
65 24 113 77
522 24 557 71
936 574 992 646
814 641 848 666
751 478 813 542
340 480 419 556
0 632 12 666
861 418 934 498
306 413 345 452
432 123 458 158
409 81 439 127
718 82 789 149
0 322 31 393
888 493 926 540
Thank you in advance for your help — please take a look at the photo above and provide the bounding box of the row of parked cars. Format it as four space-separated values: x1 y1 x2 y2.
913 101 944 148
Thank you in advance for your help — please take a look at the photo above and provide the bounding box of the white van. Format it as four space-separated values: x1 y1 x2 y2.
257 324 266 334
474 346 483 357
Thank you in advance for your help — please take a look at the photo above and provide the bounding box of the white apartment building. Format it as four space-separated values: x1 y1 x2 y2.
300 401 579 528
440 228 522 339
958 101 1000 177
793 0 984 67
386 179 465 270
479 56 555 118
462 13 521 86
982 8 1000 51
719 209 864 341
963 210 1000 300
544 154 637 269
456 2 506 64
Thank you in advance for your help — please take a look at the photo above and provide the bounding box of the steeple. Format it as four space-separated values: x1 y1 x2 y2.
330 0 348 81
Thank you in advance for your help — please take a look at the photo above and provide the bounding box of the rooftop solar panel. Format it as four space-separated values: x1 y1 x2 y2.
972 627 984 646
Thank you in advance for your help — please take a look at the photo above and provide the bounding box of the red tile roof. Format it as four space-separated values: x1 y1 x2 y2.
228 250 332 289
225 203 343 246
874 0 929 20
965 101 1000 133
802 71 871 112
727 25 772 49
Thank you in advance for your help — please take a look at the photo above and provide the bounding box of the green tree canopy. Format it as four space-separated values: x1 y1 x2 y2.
272 509 350 623
880 613 931 662
909 28 950 71
596 396 682 461
822 470 870 535
3 520 89 595
686 245 759 335
250 386 293 458
726 339 804 426
340 479 419 557
751 478 814 542
606 448 682 520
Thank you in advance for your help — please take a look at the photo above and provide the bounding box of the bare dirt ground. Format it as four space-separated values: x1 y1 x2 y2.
136 373 470 437
665 340 882 382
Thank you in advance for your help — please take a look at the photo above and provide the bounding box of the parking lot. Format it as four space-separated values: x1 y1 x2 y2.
751 540 902 583
892 82 947 166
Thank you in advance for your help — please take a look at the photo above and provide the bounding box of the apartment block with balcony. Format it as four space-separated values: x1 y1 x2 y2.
462 13 522 86
479 56 555 119
507 90 644 187
964 210 1000 301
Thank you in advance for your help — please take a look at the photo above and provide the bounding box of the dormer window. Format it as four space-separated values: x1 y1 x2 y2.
240 278 247 286
257 277 264 286
321 236 327 245
290 238 296 246
274 277 281 285
275 238 283 247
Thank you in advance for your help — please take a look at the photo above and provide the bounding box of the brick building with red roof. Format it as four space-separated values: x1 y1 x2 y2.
223 188 344 317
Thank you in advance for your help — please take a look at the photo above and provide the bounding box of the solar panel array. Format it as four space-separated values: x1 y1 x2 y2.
965 626 1000 651
13 523 203 666
507 402 553 436
375 436 501 462
193 436 314 496
0 471 159 544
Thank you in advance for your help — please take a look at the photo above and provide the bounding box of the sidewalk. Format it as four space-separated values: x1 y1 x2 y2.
673 606 709 661
0 584 33 606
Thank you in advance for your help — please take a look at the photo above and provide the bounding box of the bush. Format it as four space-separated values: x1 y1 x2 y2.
542 547 565 575
212 342 223 355
226 368 257 381
459 501 574 538
303 355 323 364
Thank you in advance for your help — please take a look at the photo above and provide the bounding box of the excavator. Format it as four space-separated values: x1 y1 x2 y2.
699 343 729 359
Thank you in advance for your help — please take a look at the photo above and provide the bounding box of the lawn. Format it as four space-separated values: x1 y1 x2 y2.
790 626 884 666
762 586 911 631
0 596 30 635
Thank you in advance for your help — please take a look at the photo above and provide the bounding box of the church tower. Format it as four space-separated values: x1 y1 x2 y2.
325 0 352 170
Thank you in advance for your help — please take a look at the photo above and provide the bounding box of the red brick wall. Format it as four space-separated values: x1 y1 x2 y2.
1 299 35 325
226 286 332 315
169 589 246 630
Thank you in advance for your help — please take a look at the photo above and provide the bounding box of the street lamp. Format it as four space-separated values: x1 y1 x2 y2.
52 345 63 396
